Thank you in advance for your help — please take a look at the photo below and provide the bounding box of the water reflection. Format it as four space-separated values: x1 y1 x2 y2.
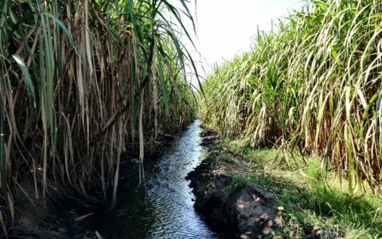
81 120 219 239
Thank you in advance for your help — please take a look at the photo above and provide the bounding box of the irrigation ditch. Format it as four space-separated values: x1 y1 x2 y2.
187 128 281 239
9 120 237 239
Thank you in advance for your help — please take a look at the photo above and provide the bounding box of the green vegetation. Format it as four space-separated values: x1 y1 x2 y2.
2 0 382 237
200 0 382 194
0 0 198 234
202 9 382 228
221 139 382 238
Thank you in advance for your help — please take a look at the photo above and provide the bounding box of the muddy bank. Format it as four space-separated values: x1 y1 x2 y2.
9 133 179 239
187 129 280 239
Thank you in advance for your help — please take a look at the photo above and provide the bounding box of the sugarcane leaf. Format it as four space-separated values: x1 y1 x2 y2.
12 55 36 106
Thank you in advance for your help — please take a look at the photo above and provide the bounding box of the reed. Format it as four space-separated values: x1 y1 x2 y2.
201 0 382 194
0 0 198 234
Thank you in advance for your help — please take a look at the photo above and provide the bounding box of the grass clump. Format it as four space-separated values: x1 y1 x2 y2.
222 175 247 200
227 139 277 164
306 159 324 182
219 141 382 238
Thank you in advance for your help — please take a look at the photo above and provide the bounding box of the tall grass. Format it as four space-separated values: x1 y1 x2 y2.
201 0 382 194
0 0 198 234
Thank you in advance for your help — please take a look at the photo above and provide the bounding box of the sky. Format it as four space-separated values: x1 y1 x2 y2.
174 0 305 82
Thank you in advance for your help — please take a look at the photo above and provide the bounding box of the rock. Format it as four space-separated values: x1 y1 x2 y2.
188 128 281 238
188 160 280 238
312 226 321 235
262 226 273 236
231 184 280 238
313 226 321 231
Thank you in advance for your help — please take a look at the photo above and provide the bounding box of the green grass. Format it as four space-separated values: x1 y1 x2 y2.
201 0 382 235
219 140 382 238
227 138 277 163
200 0 382 193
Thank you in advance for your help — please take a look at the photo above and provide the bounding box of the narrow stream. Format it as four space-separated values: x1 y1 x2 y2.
80 120 222 238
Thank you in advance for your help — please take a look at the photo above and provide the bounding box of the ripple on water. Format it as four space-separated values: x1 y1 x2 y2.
80 120 220 239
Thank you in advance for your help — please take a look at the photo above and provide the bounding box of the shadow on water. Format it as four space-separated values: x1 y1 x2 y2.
79 120 229 239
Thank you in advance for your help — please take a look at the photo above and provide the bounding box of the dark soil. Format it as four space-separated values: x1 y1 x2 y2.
8 132 179 239
187 128 281 239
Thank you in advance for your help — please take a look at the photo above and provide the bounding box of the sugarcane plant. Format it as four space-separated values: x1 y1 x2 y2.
200 0 382 194
0 0 198 234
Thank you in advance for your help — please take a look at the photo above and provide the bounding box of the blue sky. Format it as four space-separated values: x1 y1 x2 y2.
174 0 304 82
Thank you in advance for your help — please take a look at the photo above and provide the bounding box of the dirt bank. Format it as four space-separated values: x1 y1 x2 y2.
188 127 382 239
187 129 281 239
8 133 179 239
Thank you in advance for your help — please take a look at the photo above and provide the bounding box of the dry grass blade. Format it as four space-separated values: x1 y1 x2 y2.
200 0 382 193
0 0 198 232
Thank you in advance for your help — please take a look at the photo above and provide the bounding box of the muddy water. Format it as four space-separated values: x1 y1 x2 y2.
80 120 223 238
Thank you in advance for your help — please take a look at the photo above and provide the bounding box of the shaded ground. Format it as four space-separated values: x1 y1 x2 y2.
8 133 179 239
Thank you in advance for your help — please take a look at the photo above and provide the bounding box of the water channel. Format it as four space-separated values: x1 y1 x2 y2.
79 120 226 238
